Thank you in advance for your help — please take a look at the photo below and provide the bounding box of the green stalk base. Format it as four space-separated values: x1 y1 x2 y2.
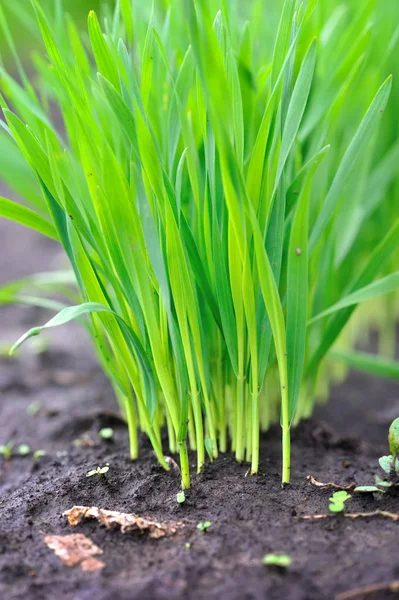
282 426 291 484
179 442 190 489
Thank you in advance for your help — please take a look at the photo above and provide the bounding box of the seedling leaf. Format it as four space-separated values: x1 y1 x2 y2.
263 553 292 568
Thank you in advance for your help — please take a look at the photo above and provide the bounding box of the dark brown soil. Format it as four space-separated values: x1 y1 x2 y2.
1 221 399 600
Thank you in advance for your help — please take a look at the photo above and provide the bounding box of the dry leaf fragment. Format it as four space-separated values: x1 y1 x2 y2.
64 506 181 538
307 475 356 491
44 533 104 571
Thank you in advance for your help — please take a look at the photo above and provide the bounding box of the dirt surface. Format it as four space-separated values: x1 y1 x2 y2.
1 220 399 600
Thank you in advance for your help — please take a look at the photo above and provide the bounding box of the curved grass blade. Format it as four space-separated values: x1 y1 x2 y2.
309 272 399 325
331 350 399 380
10 302 158 423
0 197 58 240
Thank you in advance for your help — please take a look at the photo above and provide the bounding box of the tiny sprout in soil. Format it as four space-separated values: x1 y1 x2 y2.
86 465 110 478
27 402 41 417
263 554 292 568
196 522 212 532
329 491 351 513
388 418 399 456
0 441 14 460
32 450 46 462
98 428 114 440
355 418 399 494
18 444 31 456
176 491 185 504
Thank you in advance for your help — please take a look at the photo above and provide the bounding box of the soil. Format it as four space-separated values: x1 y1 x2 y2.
1 220 399 600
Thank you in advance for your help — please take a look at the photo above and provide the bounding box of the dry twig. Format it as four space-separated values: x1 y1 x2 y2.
336 580 399 599
307 475 356 491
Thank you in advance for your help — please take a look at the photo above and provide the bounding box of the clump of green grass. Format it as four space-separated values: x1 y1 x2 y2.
0 0 398 489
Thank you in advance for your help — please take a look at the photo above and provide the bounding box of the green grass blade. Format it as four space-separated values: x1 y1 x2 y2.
331 350 399 380
309 75 392 253
309 272 399 324
0 197 58 240
286 178 312 423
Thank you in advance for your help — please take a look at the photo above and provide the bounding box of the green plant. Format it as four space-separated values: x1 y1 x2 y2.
18 444 31 456
32 449 46 461
355 418 399 493
0 0 398 489
27 401 42 417
0 441 14 460
98 427 114 440
263 553 292 568
388 417 399 465
329 491 351 513
86 464 110 478
196 521 211 531
176 490 186 504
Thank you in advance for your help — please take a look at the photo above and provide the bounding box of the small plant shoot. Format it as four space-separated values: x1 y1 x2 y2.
32 450 46 462
0 441 14 460
27 402 41 417
355 419 399 493
388 418 399 456
196 521 212 532
99 428 114 440
263 554 292 568
176 491 186 504
329 491 351 513
86 465 110 478
18 444 31 456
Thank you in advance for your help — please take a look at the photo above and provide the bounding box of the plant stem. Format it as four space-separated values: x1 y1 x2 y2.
246 393 252 463
389 452 397 480
219 384 227 452
179 441 190 489
125 396 138 460
250 392 260 474
282 425 291 484
188 403 197 450
165 407 176 453
191 391 205 472
235 375 245 462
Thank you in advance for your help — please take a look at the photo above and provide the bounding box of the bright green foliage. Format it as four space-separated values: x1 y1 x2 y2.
86 465 110 477
328 491 351 513
196 521 211 531
354 429 399 493
379 455 399 475
0 0 398 489
263 553 292 568
18 444 31 456
331 351 399 381
176 490 186 503
388 418 399 456
32 449 46 461
99 428 114 440
0 441 14 460
354 485 384 494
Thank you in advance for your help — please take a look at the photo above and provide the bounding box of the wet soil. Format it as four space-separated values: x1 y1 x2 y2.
0 221 399 600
